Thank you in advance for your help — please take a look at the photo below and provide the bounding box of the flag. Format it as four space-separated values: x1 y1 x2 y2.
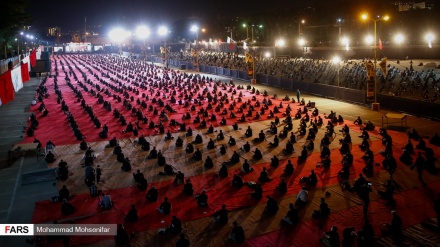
11 66 23 92
30 50 37 67
0 71 15 105
21 63 30 83
243 42 247 50
378 39 383 50
365 61 375 80
229 42 234 51
379 58 387 76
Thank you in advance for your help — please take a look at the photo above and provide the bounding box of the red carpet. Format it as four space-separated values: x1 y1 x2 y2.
244 180 440 247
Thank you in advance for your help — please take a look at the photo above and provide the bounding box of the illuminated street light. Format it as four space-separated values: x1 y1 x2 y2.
365 35 374 45
425 32 435 48
298 38 305 46
394 34 404 44
275 38 285 47
136 26 150 39
109 28 130 43
361 13 390 110
265 52 271 58
158 26 168 36
341 37 349 50
191 25 200 71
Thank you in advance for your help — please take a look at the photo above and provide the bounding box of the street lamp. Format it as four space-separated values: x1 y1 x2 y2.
361 13 390 111
191 25 200 70
136 25 150 59
425 32 435 48
109 28 130 54
394 34 404 44
341 37 349 51
274 38 285 58
251 24 262 43
332 56 341 87
158 26 169 67
242 24 249 40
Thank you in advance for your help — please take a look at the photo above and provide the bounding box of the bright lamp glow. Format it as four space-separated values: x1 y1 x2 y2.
298 38 305 46
136 26 150 39
242 24 247 28
365 35 374 45
265 52 271 58
383 15 390 21
276 39 285 47
332 56 340 64
361 14 368 20
109 28 131 42
394 34 404 44
425 32 435 48
158 26 168 36
341 37 349 45
190 25 198 32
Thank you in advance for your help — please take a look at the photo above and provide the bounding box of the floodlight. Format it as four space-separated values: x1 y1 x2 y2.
136 26 150 40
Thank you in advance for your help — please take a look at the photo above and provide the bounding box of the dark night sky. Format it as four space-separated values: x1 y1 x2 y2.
27 0 315 31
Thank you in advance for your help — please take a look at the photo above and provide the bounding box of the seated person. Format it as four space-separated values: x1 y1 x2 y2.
232 174 244 188
416 138 426 150
192 148 202 160
317 198 331 218
241 141 251 152
354 116 363 126
115 224 129 246
253 148 263 159
163 163 175 175
186 143 194 153
175 136 183 147
359 137 370 151
322 226 340 247
196 190 208 207
295 187 308 207
363 121 375 131
301 170 318 187
270 155 279 167
232 122 239 130
283 140 294 154
228 221 245 244
219 144 226 155
158 197 172 214
269 134 279 147
186 127 193 137
207 138 215 149
264 195 279 215
245 126 253 137
121 158 132 171
404 139 414 154
228 136 236 146
408 128 420 140
125 204 139 222
220 117 227 125
282 203 299 225
61 199 75 215
204 156 214 168
99 193 112 209
45 151 56 163
183 179 194 195
284 159 295 174
146 186 158 202
258 167 271 182
166 215 182 234
251 183 263 200
219 163 229 177
241 159 253 173
174 171 185 185
254 130 265 142
213 204 229 224
378 179 395 202
147 147 158 159
193 134 203 144
229 151 240 164
276 178 288 193
79 139 88 150
59 185 70 201
430 133 440 146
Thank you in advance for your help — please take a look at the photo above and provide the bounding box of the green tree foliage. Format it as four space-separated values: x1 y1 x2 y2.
0 0 30 58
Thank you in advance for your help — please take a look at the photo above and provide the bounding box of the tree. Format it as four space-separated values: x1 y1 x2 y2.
0 0 31 58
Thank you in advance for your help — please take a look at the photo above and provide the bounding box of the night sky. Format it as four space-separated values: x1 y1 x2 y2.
27 0 317 31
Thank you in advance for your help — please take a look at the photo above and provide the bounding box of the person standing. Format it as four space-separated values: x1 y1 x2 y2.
410 152 426 186
296 89 301 103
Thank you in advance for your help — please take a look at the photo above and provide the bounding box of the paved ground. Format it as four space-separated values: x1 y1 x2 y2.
0 63 439 247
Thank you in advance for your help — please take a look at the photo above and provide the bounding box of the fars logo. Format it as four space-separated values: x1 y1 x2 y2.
0 224 34 235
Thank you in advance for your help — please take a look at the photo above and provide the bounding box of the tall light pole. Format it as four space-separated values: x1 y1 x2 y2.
191 25 200 71
136 25 150 60
251 24 263 43
362 13 389 111
242 24 249 40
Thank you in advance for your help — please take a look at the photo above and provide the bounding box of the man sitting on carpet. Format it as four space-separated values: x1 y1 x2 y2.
295 187 308 207
213 204 228 224
166 215 182 234
99 193 112 209
195 190 208 207
146 186 158 202
125 204 139 222
61 199 75 215
228 221 245 243
59 185 70 201
45 151 56 163
158 197 172 214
